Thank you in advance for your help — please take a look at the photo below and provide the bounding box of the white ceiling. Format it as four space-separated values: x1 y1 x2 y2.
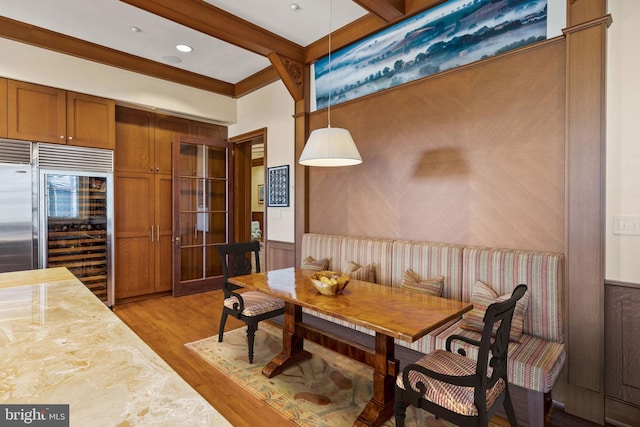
0 0 369 85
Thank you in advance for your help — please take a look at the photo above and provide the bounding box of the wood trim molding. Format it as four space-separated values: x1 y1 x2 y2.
563 8 609 424
354 0 405 23
605 279 640 290
234 67 280 98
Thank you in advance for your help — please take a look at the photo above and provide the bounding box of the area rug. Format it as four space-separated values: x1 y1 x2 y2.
185 322 502 427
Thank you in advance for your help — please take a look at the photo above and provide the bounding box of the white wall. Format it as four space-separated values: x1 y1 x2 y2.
251 165 265 213
606 1 640 283
0 38 236 124
228 81 295 243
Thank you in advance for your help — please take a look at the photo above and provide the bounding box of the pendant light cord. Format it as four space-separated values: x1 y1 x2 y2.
328 0 333 128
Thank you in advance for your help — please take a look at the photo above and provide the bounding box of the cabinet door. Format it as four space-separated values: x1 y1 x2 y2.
0 78 7 138
115 107 154 173
7 80 66 143
67 92 115 149
190 121 225 139
154 115 190 174
154 174 173 292
114 172 155 299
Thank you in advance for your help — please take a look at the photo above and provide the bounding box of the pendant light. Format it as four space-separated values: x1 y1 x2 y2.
299 0 362 167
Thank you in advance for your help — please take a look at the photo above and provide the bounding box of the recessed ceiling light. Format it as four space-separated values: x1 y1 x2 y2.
289 3 300 10
176 44 193 53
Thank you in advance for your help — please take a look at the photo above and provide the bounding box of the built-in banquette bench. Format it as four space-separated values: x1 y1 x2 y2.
300 233 565 427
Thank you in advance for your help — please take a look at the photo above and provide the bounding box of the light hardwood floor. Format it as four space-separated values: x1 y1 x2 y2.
114 290 600 427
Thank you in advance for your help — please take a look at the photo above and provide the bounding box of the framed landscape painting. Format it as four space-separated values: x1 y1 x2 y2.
314 0 548 110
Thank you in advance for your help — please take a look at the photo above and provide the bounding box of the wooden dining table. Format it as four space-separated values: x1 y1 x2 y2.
228 267 473 427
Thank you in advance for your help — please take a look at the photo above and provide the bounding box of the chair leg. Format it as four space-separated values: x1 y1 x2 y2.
218 311 229 343
246 323 257 364
394 386 407 427
503 386 518 427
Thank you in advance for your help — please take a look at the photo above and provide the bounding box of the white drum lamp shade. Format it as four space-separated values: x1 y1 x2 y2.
299 127 362 167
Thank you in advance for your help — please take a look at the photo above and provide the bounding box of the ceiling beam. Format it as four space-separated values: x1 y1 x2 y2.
234 67 280 98
353 0 405 22
119 0 305 63
0 16 235 97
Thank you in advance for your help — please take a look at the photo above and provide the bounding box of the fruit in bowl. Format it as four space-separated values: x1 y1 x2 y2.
309 270 350 295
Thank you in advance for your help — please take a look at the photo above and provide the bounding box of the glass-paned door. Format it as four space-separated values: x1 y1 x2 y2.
172 136 231 296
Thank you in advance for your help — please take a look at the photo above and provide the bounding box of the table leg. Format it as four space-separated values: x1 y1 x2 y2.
262 302 311 378
355 333 398 427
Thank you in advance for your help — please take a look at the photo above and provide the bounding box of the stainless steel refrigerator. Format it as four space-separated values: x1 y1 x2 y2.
37 143 115 306
0 140 35 273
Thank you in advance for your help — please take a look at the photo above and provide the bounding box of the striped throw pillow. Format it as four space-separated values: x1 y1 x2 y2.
342 261 375 282
301 256 329 271
462 280 530 343
401 269 444 297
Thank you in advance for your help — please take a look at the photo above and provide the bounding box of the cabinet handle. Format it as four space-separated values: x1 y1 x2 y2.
156 167 160 172
150 168 154 172
60 135 65 139
68 136 73 140
151 225 154 242
156 225 160 242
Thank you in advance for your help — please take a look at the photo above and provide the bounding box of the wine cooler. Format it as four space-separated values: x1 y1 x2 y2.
37 144 114 306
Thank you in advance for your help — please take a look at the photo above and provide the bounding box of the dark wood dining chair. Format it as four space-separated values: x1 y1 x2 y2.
394 284 528 427
215 241 284 363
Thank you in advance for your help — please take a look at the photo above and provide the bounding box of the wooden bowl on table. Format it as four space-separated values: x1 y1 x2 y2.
309 270 350 295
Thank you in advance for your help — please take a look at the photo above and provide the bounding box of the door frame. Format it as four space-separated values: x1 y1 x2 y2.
229 128 267 244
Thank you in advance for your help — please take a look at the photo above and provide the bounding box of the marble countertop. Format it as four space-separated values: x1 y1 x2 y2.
0 268 230 426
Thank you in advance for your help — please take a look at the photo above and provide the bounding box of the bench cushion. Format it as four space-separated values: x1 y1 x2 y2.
434 321 566 393
340 236 394 285
301 233 343 271
391 240 464 299
462 247 564 342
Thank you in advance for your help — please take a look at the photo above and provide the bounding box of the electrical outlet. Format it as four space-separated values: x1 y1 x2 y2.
613 216 640 235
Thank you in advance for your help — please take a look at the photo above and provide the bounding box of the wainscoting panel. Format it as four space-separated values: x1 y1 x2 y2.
266 240 295 271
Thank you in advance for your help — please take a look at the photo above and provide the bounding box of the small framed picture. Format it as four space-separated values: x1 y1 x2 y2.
257 184 264 204
267 165 289 207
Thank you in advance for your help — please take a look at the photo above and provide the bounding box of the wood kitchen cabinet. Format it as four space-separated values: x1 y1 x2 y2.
114 105 227 300
0 78 7 137
7 80 115 149
154 114 190 174
66 91 115 149
114 107 190 299
115 107 154 173
114 172 172 299
115 107 190 174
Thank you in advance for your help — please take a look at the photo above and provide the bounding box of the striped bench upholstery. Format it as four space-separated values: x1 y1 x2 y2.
432 246 566 393
433 322 566 393
340 236 395 285
300 233 343 271
299 234 566 396
301 234 397 339
390 240 465 299
461 246 564 342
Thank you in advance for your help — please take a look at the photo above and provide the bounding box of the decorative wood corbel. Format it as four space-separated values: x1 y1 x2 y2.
268 52 304 101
